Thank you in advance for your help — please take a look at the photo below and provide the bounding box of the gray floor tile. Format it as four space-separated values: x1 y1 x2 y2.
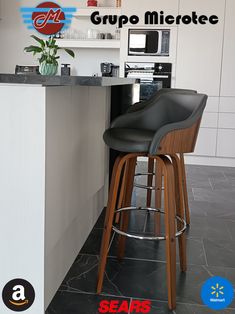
46 291 131 314
80 228 104 255
94 210 106 229
203 238 235 268
186 176 213 189
192 187 235 204
223 168 235 180
186 165 226 177
148 300 235 314
54 254 235 308
186 216 232 241
46 163 235 313
209 177 235 191
226 220 235 240
110 236 207 266
188 199 235 220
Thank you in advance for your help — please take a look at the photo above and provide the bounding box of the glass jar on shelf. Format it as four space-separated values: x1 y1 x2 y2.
114 28 120 40
116 0 121 7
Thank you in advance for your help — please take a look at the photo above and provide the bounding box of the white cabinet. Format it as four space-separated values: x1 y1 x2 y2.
218 113 235 129
121 0 179 25
192 96 219 156
200 97 218 128
194 128 217 156
217 129 235 157
219 97 235 112
220 0 235 96
189 97 219 157
201 113 218 128
175 0 225 96
205 97 219 112
216 97 235 157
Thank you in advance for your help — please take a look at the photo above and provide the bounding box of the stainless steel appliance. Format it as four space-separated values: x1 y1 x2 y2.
101 63 120 77
15 65 39 75
125 62 172 101
128 29 170 56
61 64 71 76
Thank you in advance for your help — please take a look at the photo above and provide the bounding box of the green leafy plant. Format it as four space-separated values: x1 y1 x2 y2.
24 35 75 66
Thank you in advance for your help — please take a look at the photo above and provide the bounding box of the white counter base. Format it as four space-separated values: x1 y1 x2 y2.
0 84 110 313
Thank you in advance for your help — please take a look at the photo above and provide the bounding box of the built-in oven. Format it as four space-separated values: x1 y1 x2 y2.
128 29 170 56
125 62 172 101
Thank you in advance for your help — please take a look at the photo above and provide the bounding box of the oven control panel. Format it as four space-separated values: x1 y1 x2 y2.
125 62 172 101
125 62 172 78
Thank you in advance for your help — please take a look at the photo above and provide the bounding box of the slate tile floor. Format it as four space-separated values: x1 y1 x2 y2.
46 163 235 314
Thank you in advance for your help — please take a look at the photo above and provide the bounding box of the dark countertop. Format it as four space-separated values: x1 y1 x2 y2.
0 74 136 87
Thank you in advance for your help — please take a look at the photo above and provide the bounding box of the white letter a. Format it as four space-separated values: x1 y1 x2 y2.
12 285 26 301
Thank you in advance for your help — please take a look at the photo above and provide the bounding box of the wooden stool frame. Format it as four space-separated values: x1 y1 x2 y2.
97 119 201 310
97 153 187 310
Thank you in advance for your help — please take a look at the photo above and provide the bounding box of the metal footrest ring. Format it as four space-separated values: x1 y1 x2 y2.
112 206 187 241
134 173 164 191
135 172 155 177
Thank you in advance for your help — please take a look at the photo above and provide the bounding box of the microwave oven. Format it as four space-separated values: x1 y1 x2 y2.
128 29 170 56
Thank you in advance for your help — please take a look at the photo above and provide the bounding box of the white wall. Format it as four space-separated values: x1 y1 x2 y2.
0 0 119 75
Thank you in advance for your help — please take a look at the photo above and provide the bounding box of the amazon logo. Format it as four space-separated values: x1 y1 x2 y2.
2 279 35 312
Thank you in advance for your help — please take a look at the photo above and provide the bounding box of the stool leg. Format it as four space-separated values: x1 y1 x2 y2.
180 153 190 225
117 157 137 260
155 159 163 235
172 154 187 272
115 162 129 224
146 158 154 207
161 156 177 310
97 155 126 294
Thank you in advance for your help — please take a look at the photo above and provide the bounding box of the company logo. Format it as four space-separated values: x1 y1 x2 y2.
2 279 35 312
98 300 151 313
20 2 76 35
91 10 219 28
201 276 234 311
211 282 224 298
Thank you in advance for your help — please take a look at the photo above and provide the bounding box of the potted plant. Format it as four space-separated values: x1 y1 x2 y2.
24 35 75 76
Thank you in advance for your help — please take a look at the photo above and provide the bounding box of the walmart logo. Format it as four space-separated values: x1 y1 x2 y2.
211 283 224 298
20 1 76 35
201 276 234 311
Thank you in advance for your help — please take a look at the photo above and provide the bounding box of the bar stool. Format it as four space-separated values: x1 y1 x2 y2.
97 92 207 310
126 88 197 226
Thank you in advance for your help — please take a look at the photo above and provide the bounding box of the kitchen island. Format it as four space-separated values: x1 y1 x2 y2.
0 75 136 314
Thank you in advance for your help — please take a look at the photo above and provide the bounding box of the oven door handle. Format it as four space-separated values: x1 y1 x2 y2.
152 75 170 79
140 80 154 83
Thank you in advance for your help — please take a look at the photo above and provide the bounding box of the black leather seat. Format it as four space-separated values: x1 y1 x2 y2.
104 128 155 153
104 92 207 155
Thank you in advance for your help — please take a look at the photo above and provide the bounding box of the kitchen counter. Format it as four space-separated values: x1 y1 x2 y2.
0 73 136 86
0 78 135 314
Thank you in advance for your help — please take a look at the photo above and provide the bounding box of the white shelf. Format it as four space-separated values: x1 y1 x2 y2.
74 7 121 18
57 39 120 49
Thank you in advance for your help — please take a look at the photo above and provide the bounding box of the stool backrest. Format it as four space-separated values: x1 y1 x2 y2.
127 88 197 114
149 93 208 155
111 91 207 155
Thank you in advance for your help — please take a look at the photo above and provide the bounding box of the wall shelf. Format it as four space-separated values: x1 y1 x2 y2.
57 39 120 49
74 7 121 18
